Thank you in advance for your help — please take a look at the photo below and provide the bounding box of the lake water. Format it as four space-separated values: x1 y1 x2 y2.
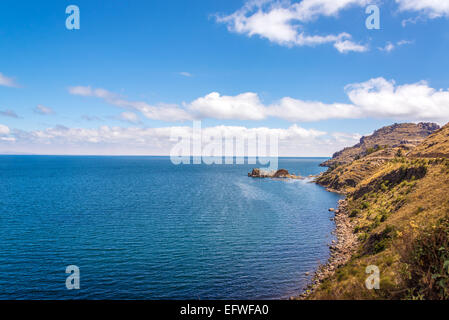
0 156 341 299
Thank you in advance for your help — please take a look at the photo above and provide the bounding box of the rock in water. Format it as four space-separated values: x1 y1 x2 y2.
248 168 303 179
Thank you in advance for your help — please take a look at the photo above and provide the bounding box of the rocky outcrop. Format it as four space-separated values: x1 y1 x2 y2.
321 122 440 168
248 168 262 177
248 168 302 179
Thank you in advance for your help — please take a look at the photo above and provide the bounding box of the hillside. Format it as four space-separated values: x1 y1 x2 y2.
306 122 449 300
321 123 440 168
408 123 449 158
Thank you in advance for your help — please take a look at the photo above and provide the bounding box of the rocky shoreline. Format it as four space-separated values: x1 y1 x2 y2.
295 197 359 299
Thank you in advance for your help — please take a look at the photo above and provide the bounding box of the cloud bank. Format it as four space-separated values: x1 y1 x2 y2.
0 124 361 157
70 78 449 124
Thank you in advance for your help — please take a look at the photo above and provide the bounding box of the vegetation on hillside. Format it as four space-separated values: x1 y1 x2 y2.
310 123 449 300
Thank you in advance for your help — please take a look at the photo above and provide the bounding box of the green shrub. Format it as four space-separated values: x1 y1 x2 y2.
358 232 368 242
350 209 360 218
361 201 370 210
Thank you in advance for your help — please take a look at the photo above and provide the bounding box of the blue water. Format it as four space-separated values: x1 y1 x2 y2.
0 156 341 300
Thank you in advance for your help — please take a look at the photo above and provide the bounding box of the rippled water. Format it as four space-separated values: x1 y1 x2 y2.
0 156 341 299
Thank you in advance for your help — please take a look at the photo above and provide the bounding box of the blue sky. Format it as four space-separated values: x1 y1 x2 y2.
1 0 449 156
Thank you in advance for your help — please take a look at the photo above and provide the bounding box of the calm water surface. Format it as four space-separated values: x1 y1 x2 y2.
0 156 341 299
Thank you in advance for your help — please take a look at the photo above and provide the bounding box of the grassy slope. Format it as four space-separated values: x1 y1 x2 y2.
310 124 449 300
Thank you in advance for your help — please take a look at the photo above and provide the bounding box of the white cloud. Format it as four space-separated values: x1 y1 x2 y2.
378 40 413 52
384 39 414 52
216 0 369 52
68 86 117 99
34 105 55 115
397 40 414 46
179 72 193 77
69 86 192 122
334 39 369 53
401 15 425 26
396 0 449 18
331 131 363 144
0 124 15 142
130 102 192 122
189 92 267 120
119 111 140 123
0 124 360 157
293 0 372 20
345 77 449 123
379 42 395 52
267 98 358 121
0 124 10 135
0 73 19 88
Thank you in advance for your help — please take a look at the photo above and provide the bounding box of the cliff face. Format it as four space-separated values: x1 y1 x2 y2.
321 122 440 168
309 122 449 300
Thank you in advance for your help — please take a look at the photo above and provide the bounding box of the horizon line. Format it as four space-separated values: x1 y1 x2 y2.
0 153 332 158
